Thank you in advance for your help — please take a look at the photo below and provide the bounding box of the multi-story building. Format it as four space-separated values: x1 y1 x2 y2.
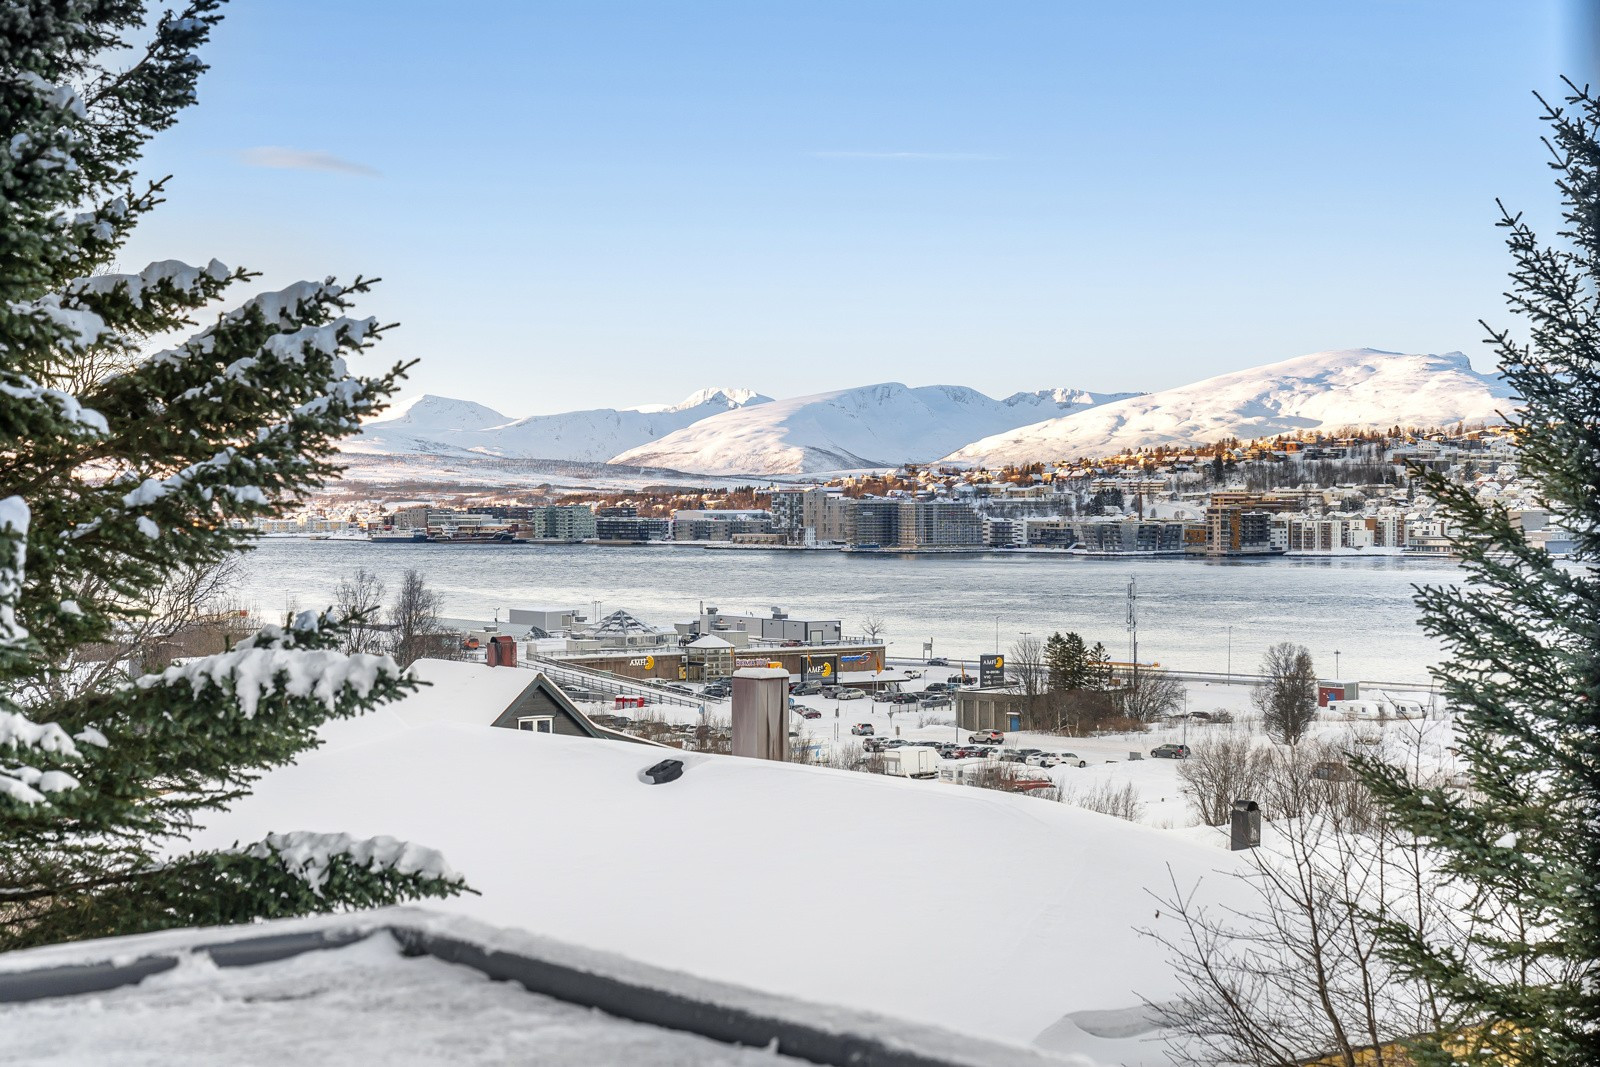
851 499 901 548
1195 493 1280 555
595 506 671 542
541 504 597 541
671 509 774 542
1274 516 1375 552
983 517 1023 548
895 500 983 548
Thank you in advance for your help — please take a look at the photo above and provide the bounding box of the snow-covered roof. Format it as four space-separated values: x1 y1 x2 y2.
187 720 1256 1061
0 909 1061 1067
685 634 734 649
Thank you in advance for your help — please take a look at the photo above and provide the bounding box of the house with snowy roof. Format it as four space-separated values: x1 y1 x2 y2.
361 657 646 743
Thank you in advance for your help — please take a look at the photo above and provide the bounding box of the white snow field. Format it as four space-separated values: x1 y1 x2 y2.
186 707 1266 1065
945 348 1515 466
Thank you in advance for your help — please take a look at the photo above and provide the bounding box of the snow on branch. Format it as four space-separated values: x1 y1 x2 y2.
147 278 355 370
0 710 103 807
133 623 402 719
67 258 232 308
244 831 462 896
0 496 30 649
0 376 109 435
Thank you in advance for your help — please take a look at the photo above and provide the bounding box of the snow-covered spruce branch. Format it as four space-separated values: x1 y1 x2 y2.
0 710 108 807
132 614 408 722
242 831 466 897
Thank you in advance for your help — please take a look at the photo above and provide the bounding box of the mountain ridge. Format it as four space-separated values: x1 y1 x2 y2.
341 348 1513 475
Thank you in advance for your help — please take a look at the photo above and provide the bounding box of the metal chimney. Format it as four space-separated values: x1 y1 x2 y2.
731 668 789 761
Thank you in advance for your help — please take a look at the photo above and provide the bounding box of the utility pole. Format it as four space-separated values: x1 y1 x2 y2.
1226 625 1232 684
1126 577 1139 696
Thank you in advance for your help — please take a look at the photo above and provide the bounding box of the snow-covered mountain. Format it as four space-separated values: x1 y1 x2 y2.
944 348 1515 466
610 383 1136 475
346 387 773 462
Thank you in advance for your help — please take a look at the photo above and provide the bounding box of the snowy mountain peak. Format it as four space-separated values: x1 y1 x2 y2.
662 387 772 413
610 381 1136 475
366 394 509 431
1002 387 1147 410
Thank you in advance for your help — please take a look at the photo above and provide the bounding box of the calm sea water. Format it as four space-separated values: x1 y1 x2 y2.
235 541 1466 685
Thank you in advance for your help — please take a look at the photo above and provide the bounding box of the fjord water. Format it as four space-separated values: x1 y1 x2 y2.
237 541 1462 685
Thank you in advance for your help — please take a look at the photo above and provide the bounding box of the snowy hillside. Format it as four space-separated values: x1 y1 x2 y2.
346 387 772 462
945 349 1515 466
610 382 1136 475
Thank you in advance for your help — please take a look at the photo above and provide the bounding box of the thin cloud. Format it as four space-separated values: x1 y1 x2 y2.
238 146 381 177
811 150 1002 162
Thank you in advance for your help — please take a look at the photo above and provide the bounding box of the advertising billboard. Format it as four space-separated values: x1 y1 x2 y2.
802 654 839 683
979 654 1005 688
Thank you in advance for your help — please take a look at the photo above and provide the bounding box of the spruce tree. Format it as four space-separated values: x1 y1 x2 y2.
1355 80 1600 1065
1 1 465 950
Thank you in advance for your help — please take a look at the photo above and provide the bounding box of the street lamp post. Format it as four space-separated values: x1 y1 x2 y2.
1226 625 1232 684
1334 649 1341 679
994 615 1000 654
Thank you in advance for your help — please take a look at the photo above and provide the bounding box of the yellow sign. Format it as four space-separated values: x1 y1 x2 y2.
643 655 655 670
819 661 833 677
678 666 687 680
994 656 1004 669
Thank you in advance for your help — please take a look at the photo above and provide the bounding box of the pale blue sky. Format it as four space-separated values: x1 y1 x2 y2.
123 1 1585 416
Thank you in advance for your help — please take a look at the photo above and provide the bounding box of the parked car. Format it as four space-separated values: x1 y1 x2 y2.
902 670 922 679
701 684 730 699
924 682 948 693
1151 743 1191 759
836 688 866 701
792 682 822 696
664 683 694 695
890 692 919 705
850 722 875 736
918 694 948 706
926 657 950 667
969 730 1004 745
793 705 822 720
1058 752 1089 768
997 749 1026 763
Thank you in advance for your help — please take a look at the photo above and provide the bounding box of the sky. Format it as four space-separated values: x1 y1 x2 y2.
121 1 1587 417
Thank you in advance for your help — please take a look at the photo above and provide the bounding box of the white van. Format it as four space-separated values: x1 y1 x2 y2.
883 747 940 780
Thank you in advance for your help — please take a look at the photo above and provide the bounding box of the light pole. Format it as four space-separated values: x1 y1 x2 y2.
1226 625 1232 684
1015 632 1032 741
994 615 1000 654
1334 649 1341 680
